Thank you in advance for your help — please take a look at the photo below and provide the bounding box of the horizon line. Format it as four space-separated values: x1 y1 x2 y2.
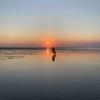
0 47 100 50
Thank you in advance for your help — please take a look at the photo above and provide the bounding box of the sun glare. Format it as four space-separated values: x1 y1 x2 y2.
46 41 50 45
41 39 54 48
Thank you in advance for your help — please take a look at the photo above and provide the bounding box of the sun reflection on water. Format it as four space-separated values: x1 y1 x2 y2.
46 48 50 54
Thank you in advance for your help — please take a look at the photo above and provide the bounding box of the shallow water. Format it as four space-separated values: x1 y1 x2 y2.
0 49 100 100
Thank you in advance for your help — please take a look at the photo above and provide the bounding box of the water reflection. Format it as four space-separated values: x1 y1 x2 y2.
51 47 56 62
52 53 56 62
0 49 100 100
46 48 57 62
46 48 50 54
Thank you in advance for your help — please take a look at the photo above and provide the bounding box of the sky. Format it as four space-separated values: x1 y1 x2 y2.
0 0 100 47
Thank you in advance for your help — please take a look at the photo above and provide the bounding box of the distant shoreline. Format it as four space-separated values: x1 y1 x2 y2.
0 47 44 50
0 47 100 50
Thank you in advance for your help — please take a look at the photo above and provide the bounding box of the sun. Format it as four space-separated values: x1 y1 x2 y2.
41 39 54 48
46 41 50 45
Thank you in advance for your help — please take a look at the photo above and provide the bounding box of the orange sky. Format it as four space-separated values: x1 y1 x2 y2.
0 0 100 47
0 33 100 48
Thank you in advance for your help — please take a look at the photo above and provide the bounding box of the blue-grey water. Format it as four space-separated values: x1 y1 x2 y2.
0 49 100 100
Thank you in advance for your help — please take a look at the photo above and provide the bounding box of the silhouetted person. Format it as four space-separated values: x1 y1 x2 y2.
51 47 56 62
52 47 56 53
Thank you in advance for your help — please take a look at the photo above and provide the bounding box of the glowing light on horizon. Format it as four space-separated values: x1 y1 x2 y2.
46 41 50 45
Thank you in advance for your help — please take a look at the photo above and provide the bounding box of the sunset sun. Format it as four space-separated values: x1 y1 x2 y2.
46 41 50 45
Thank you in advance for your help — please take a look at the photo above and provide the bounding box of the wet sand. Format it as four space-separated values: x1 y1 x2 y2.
0 49 100 100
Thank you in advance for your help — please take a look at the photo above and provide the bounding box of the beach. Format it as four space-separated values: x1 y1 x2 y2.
0 49 100 100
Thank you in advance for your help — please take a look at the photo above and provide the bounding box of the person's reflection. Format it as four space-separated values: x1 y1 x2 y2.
52 53 56 62
51 47 56 62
